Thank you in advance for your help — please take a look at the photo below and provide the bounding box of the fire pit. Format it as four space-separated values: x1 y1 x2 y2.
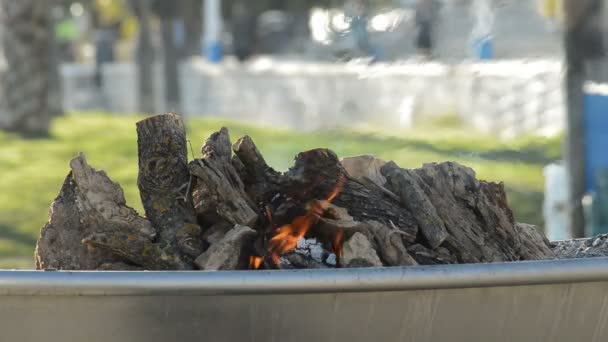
4 113 608 341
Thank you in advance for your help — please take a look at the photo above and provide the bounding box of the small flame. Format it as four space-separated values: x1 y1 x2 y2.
249 256 263 270
267 176 345 266
327 177 345 202
333 229 344 267
265 206 273 226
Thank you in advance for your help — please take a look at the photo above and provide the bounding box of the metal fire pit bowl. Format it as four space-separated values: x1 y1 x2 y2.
2 258 608 342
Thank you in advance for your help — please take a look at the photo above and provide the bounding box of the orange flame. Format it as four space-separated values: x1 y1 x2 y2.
333 229 344 267
249 256 263 270
267 176 345 266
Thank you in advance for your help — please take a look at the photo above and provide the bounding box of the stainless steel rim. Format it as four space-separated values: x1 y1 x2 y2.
1 257 607 296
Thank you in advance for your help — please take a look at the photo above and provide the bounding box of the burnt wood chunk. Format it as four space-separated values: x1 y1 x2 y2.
232 135 285 205
380 165 449 249
189 128 258 227
382 161 553 263
35 154 155 270
194 224 257 270
515 223 554 260
342 232 383 268
136 113 202 268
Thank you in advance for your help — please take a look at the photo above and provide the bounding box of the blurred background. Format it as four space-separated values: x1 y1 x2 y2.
0 0 606 268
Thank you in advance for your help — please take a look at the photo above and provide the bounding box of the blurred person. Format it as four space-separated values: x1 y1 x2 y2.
470 0 494 59
538 0 563 32
129 0 155 114
53 6 79 62
231 1 257 62
414 0 440 59
348 0 371 52
152 0 181 110
92 0 126 88
345 0 380 60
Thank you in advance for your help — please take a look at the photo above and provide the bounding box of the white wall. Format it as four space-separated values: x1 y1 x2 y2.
61 58 564 138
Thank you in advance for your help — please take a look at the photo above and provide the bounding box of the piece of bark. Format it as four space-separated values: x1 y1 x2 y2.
287 149 418 242
515 223 555 260
189 128 258 226
331 156 398 204
82 230 187 270
136 113 201 268
35 154 155 270
315 212 417 267
342 232 383 268
408 244 457 265
381 165 449 249
382 161 554 263
194 225 257 270
341 155 388 186
232 135 285 205
364 221 418 266
202 221 233 245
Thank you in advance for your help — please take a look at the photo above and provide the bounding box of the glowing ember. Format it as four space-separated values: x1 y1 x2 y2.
265 206 273 226
267 176 345 266
249 256 263 270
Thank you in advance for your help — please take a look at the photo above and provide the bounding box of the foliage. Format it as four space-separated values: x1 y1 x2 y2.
0 112 561 268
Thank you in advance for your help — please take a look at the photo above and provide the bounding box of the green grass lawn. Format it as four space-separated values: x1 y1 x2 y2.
0 113 561 269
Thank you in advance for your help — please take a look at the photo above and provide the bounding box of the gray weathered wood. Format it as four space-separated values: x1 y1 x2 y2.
136 113 202 268
382 161 553 263
232 135 285 205
189 128 259 227
35 154 155 270
194 225 257 270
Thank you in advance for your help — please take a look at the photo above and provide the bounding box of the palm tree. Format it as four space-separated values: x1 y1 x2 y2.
0 0 60 135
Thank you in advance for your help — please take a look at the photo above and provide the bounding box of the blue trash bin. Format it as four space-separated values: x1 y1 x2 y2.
473 35 494 60
205 41 223 64
584 83 608 235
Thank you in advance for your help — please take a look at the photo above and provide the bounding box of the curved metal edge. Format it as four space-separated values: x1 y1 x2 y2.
1 258 608 296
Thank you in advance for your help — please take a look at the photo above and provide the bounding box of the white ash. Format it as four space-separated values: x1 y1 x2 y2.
325 253 337 266
552 234 608 259
274 238 338 268
296 238 326 263
278 256 292 267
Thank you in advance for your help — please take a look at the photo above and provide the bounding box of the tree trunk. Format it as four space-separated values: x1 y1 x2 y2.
153 1 181 112
562 0 604 238
0 0 59 135
180 0 203 57
131 0 156 114
161 19 181 111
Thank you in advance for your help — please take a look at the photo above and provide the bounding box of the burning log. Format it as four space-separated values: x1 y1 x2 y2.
34 116 554 271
